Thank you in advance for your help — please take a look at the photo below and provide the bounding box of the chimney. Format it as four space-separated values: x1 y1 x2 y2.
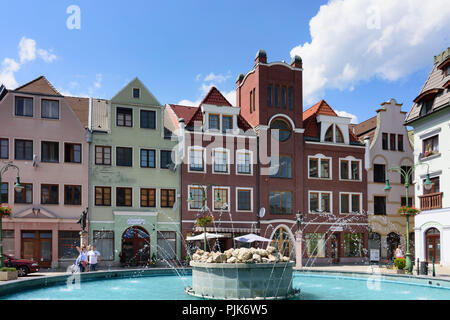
255 49 267 65
291 55 302 68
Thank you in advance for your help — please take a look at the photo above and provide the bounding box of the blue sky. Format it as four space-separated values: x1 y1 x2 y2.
1 0 449 124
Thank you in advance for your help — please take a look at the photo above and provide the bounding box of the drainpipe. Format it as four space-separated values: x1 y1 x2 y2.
178 118 185 259
364 136 371 171
86 97 93 244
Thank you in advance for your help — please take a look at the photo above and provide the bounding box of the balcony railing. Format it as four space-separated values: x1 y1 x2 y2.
419 192 443 210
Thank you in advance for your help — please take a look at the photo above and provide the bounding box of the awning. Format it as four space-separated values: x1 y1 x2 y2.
186 232 227 241
233 233 272 243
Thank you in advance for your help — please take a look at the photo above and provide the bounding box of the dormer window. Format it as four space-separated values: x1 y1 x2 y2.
222 115 233 133
325 124 344 143
446 64 450 77
208 114 220 131
133 88 140 99
420 97 434 116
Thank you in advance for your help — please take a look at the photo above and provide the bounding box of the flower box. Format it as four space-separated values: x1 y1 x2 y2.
0 269 18 281
0 205 12 218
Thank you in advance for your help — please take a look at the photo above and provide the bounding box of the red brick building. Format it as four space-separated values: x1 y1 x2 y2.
237 50 368 265
302 100 368 264
165 88 258 257
236 50 305 258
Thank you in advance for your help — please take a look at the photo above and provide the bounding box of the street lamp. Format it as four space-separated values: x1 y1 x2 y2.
0 163 23 268
384 162 432 274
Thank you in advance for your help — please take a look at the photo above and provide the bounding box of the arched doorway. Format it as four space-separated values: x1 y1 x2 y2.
121 226 150 266
387 232 400 261
425 228 440 263
271 227 294 258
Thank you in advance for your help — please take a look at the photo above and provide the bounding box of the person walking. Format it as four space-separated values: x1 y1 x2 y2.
87 245 101 271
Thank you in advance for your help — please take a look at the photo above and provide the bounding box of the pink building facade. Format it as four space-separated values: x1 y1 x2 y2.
0 77 89 268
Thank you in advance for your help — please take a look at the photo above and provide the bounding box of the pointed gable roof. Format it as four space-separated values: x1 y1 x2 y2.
200 87 232 107
303 99 359 142
111 77 161 106
303 99 337 121
15 76 62 96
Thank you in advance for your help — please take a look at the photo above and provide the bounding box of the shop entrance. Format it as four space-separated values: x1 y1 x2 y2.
426 228 440 264
21 231 52 267
121 226 150 266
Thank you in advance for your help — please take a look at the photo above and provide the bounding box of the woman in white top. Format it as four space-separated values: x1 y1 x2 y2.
394 244 404 260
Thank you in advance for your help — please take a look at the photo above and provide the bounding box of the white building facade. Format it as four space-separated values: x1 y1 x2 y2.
353 99 414 262
405 47 450 267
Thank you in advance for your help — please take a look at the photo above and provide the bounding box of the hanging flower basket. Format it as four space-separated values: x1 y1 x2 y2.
197 215 213 228
397 206 419 216
0 205 12 218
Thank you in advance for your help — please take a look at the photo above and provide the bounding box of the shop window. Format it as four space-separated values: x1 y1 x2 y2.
93 231 114 261
344 233 363 257
157 231 176 260
306 233 326 258
58 231 80 259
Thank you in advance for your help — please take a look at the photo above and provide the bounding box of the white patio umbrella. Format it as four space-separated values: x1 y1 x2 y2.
186 232 226 241
233 233 272 243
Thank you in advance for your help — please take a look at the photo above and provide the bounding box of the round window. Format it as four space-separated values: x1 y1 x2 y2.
270 119 291 142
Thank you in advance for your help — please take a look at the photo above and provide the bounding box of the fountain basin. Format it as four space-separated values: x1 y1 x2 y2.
186 261 299 300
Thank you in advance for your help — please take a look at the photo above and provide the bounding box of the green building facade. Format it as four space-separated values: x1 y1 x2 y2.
88 78 181 266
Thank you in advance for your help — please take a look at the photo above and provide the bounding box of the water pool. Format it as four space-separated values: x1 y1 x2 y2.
2 272 450 300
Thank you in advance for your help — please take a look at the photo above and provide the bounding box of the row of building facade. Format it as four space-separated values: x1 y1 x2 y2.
0 48 448 268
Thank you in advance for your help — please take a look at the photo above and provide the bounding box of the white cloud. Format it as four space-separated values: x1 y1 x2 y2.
0 36 57 89
93 73 102 89
290 0 450 104
38 49 57 63
179 71 236 106
335 110 358 124
0 58 21 88
203 72 231 83
18 37 36 63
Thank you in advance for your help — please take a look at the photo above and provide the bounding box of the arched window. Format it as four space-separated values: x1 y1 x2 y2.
271 227 294 258
325 125 333 142
270 119 291 142
335 126 344 143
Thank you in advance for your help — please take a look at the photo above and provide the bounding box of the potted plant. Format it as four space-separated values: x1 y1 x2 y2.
0 267 18 281
394 258 406 274
0 205 12 218
197 214 214 252
397 206 420 216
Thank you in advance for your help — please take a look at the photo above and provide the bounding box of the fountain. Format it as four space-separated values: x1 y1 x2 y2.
185 246 300 300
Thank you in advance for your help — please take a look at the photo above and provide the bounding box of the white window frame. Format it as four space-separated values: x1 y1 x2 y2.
308 190 333 214
236 187 253 212
339 156 362 181
308 154 332 180
339 192 362 215
188 185 207 211
187 146 206 173
212 186 230 212
236 149 253 176
212 148 230 175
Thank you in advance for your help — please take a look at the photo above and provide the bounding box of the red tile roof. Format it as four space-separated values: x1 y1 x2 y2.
169 87 252 131
303 99 359 142
303 99 337 121
200 87 232 107
167 104 198 123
